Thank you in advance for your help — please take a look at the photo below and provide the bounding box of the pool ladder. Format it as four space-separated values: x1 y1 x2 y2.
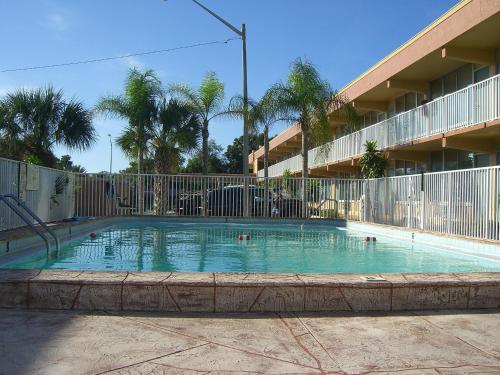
0 194 60 256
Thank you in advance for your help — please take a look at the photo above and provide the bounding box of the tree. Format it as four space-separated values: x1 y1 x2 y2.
150 99 200 214
358 141 387 178
226 92 282 178
95 68 162 214
95 68 162 175
0 87 95 167
56 154 86 173
181 140 226 174
152 99 200 174
224 133 264 174
119 159 155 174
170 72 225 176
269 58 356 216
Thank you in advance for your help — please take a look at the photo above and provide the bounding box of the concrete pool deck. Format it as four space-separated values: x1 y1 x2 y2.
1 269 499 313
0 308 499 374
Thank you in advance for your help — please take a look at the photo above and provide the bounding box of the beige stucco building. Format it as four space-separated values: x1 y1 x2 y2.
248 0 500 178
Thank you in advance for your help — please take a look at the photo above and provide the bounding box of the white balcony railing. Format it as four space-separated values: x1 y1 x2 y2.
258 73 500 177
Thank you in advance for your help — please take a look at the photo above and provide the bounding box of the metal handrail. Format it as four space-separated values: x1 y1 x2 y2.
0 194 60 255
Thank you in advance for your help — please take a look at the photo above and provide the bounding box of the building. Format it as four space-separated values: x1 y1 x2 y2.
248 0 500 178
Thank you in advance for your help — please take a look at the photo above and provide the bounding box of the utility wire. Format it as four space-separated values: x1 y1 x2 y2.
0 37 239 73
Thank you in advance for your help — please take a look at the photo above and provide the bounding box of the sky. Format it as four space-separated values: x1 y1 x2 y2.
0 0 458 172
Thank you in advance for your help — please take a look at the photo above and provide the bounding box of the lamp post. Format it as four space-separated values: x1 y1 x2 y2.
108 134 113 175
108 134 113 216
175 0 250 216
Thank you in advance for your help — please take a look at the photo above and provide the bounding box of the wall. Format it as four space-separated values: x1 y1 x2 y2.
0 158 75 231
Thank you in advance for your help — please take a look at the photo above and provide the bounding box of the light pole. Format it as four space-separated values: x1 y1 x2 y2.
108 134 113 216
108 134 113 175
180 0 250 216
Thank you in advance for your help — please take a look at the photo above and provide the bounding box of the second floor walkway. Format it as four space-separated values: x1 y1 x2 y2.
258 73 500 177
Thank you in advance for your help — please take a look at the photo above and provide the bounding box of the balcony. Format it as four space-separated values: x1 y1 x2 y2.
257 73 500 177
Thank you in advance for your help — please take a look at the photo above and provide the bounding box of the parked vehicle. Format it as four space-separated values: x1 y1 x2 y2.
206 185 272 217
273 198 303 218
177 193 202 216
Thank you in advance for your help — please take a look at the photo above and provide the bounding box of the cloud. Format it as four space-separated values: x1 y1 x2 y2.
121 56 146 70
40 12 70 33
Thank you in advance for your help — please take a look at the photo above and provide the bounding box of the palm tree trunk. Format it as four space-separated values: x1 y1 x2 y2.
202 120 209 175
301 126 309 218
138 146 144 215
264 126 270 217
153 148 170 216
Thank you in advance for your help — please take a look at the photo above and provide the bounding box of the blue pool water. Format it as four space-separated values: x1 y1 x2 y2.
2 222 500 273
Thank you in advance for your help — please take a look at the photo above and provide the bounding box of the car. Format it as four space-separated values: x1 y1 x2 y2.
177 193 202 216
206 185 272 217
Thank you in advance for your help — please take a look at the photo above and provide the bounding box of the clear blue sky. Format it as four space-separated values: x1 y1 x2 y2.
0 0 458 172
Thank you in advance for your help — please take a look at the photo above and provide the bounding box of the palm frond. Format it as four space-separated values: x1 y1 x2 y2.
168 83 204 117
57 99 96 151
94 96 130 119
199 71 224 118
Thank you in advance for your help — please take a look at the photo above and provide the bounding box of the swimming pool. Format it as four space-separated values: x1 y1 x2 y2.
2 221 500 273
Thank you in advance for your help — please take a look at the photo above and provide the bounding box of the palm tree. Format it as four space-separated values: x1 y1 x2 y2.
227 91 283 179
269 58 356 216
152 99 200 174
0 87 95 167
151 99 200 214
358 141 387 178
169 72 225 176
95 68 162 175
95 68 162 214
227 92 284 216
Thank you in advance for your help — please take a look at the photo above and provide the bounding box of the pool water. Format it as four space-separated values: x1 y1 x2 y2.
2 222 500 273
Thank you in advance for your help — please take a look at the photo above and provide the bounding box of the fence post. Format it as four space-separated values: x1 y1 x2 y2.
420 171 425 231
447 172 452 235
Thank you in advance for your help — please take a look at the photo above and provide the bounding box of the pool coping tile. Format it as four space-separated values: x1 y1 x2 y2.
0 269 41 283
124 272 172 285
75 271 128 285
165 272 215 286
215 272 304 287
0 269 499 313
297 273 393 287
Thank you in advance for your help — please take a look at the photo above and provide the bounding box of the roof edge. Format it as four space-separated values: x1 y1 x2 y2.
338 0 472 96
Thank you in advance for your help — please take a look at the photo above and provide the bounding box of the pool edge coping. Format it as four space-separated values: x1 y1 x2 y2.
0 269 499 313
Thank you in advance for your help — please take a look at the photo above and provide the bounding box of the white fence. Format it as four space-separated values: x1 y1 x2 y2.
364 167 500 240
1 156 500 241
73 173 364 221
259 73 500 177
0 157 74 231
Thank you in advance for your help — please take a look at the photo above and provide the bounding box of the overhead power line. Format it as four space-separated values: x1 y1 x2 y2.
0 37 239 73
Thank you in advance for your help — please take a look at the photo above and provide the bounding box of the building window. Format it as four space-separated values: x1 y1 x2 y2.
457 151 474 170
430 79 442 100
395 95 405 114
430 63 473 99
443 72 457 95
474 153 489 168
457 64 473 89
431 151 443 172
444 150 459 171
474 66 489 83
404 92 417 111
